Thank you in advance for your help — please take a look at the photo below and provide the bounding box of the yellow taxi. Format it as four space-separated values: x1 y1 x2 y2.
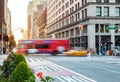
63 49 87 56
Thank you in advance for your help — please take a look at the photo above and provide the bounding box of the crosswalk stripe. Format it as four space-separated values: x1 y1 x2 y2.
61 76 79 82
54 76 66 82
71 76 85 82
26 57 96 82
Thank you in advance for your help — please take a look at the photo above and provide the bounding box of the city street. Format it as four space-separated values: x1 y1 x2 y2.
25 54 120 82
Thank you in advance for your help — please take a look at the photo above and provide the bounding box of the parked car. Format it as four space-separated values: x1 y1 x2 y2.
63 50 87 56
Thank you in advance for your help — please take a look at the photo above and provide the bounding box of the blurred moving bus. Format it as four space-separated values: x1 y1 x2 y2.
17 39 70 55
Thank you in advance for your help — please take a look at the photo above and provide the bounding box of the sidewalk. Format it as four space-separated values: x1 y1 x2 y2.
0 54 8 66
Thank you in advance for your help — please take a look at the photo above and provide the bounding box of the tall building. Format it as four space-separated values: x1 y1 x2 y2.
0 0 10 50
46 0 120 53
6 8 12 36
27 0 47 39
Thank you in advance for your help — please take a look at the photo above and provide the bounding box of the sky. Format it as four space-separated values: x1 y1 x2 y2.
8 0 31 43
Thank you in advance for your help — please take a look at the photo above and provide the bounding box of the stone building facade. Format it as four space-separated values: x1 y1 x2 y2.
46 0 120 53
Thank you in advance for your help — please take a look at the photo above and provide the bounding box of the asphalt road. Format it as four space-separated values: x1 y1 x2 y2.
1 54 120 82
25 55 120 82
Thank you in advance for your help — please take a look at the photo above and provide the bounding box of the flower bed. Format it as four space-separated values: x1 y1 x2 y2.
0 52 55 82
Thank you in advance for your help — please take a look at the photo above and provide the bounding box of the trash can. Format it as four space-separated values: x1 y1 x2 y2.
107 50 109 55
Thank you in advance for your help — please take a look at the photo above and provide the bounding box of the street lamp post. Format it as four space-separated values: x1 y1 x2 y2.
78 25 83 49
98 24 101 55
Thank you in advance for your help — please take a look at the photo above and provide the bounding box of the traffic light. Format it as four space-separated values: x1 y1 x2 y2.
21 28 24 33
78 25 83 30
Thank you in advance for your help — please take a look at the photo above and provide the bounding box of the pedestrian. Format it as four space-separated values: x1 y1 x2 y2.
90 48 94 56
114 48 118 57
0 47 1 55
87 51 91 61
3 47 6 54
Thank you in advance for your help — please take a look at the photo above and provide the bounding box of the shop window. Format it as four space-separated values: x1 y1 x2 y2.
96 0 102 3
95 24 99 33
100 24 104 33
104 0 109 3
105 24 109 33
116 0 120 3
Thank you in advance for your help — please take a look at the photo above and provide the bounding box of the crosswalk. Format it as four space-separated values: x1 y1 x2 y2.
26 57 96 82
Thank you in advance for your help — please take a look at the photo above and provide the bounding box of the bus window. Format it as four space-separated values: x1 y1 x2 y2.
35 44 49 49
27 44 35 49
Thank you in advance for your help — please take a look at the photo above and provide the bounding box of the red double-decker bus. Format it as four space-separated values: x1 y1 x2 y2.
17 39 70 55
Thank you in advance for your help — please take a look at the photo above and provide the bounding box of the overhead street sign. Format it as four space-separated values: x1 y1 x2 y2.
107 26 117 30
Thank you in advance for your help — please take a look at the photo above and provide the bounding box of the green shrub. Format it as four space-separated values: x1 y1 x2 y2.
9 61 35 82
13 53 26 65
1 53 18 78
1 59 11 78
41 76 55 82
0 74 8 82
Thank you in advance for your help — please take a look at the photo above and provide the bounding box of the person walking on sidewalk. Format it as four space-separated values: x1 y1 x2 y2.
114 48 118 57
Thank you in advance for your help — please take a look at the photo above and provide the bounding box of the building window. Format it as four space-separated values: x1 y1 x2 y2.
70 29 74 36
82 0 84 6
78 2 80 9
78 12 80 19
75 4 77 11
85 8 87 17
75 14 77 21
82 10 84 18
62 5 64 11
70 0 74 5
116 7 120 16
66 31 69 37
72 7 74 12
96 7 102 16
62 0 64 3
62 13 64 18
83 25 87 33
62 32 64 38
85 0 87 4
66 18 69 25
96 0 101 3
62 21 64 26
104 0 109 3
72 16 74 22
116 0 120 3
104 7 109 16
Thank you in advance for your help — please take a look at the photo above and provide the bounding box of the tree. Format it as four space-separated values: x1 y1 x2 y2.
9 35 16 51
